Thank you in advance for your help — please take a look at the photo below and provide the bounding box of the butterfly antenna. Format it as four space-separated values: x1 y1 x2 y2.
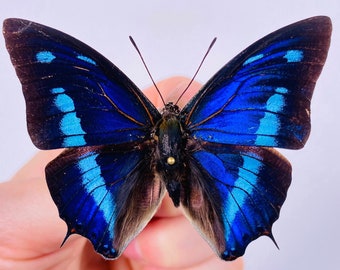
129 36 166 106
174 37 217 105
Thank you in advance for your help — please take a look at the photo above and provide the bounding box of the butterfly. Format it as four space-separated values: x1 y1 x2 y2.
3 16 331 260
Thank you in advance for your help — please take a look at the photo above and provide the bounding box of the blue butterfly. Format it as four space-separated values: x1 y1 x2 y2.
3 16 331 260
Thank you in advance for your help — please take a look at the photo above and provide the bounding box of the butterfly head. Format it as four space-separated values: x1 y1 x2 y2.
161 102 180 115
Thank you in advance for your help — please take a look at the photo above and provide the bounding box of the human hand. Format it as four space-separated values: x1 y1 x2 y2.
0 77 243 270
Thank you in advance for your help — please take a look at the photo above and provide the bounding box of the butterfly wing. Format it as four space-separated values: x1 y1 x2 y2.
182 143 291 260
3 18 160 149
181 16 331 149
180 16 331 260
3 18 165 258
46 145 166 258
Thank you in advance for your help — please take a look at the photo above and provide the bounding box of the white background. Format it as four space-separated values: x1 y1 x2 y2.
0 1 339 269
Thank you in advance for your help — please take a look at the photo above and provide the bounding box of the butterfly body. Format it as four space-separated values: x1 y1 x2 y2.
3 17 331 260
153 103 186 206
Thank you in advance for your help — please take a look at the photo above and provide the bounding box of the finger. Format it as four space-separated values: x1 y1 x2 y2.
0 150 69 260
124 213 243 269
143 76 202 109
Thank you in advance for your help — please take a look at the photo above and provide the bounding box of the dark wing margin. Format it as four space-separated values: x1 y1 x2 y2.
46 145 166 258
3 18 161 149
181 16 331 149
181 143 291 260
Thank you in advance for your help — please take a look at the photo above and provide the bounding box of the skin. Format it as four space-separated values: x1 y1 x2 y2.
0 77 243 270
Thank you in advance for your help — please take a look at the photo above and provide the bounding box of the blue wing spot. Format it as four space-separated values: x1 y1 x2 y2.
275 87 288 94
242 156 262 175
283 50 303 63
254 92 285 145
265 93 285 113
223 156 262 241
60 112 86 135
60 112 86 146
63 135 86 146
254 134 276 146
77 55 97 65
54 94 75 112
36 51 56 63
51 87 66 94
255 112 279 145
243 54 264 66
77 154 115 237
52 90 88 146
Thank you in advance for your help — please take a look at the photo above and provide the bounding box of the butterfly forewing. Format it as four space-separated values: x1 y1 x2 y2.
181 16 331 149
3 18 161 149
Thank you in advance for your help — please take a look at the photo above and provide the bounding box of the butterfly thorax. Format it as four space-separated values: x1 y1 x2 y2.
154 102 187 206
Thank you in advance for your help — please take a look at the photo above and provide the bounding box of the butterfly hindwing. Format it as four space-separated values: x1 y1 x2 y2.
46 145 166 258
182 143 291 260
3 18 161 149
182 16 331 149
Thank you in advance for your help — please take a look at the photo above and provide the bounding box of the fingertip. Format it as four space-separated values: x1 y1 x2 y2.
10 149 63 183
143 76 202 108
123 214 244 269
